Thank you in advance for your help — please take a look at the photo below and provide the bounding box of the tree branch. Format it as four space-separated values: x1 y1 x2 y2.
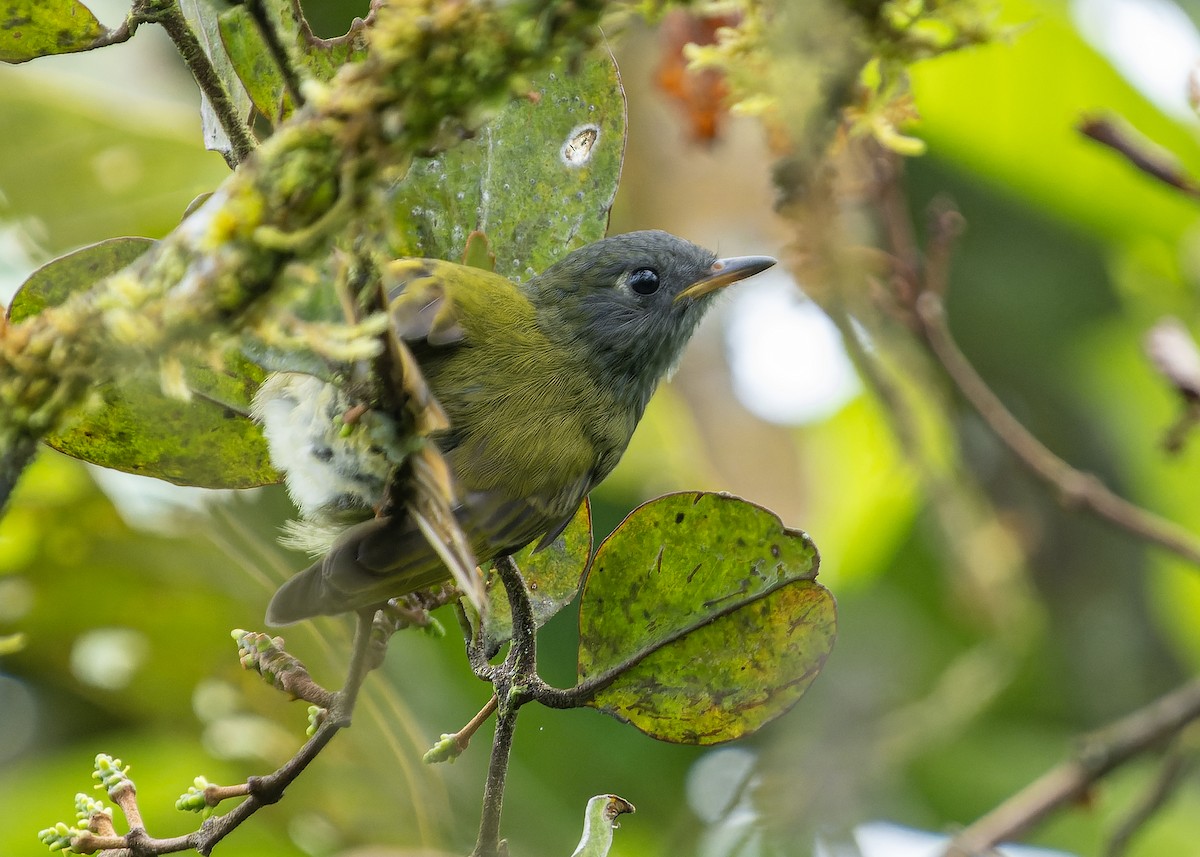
1079 115 1200 200
944 678 1200 856
0 0 609 513
145 0 258 166
913 291 1200 566
472 556 536 857
868 149 1200 568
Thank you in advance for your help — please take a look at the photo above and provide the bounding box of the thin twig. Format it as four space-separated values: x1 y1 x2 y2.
453 695 500 753
944 678 1200 856
457 601 495 680
0 433 36 517
869 148 1200 568
1079 115 1200 200
202 612 379 853
472 556 536 857
1103 743 1190 857
914 292 1200 567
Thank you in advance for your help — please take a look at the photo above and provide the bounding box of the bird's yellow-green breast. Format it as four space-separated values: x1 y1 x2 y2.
386 258 634 503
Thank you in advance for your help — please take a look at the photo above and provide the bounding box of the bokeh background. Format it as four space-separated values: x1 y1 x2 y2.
5 0 1200 855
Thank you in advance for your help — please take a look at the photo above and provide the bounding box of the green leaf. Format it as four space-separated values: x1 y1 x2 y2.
578 492 834 745
476 500 593 656
388 50 626 278
8 237 154 323
218 5 291 123
7 239 276 488
218 0 369 127
570 794 635 857
0 0 107 63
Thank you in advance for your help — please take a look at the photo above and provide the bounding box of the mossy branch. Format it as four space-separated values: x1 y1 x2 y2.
0 0 608 512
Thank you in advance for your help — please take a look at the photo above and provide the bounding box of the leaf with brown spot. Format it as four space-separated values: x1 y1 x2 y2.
0 0 107 63
578 492 834 744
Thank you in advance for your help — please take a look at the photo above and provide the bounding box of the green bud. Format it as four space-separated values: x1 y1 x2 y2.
422 733 463 765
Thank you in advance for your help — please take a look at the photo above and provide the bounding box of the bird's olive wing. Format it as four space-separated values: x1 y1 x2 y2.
385 260 469 347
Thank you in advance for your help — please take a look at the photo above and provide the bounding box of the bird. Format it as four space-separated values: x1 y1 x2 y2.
254 229 776 625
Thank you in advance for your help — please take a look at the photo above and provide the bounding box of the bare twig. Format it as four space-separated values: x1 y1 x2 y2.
1103 743 1191 857
944 678 1200 856
914 291 1200 567
1144 318 1200 453
1079 115 1200 200
448 695 500 755
0 433 36 519
473 556 536 857
200 611 378 853
868 149 1200 568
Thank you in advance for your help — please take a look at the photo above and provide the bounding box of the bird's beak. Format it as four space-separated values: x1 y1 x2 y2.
675 255 777 302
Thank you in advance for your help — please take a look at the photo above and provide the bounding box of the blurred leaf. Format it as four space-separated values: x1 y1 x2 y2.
0 632 25 654
388 51 626 278
476 500 592 656
910 0 1200 269
0 0 107 63
8 236 153 322
578 492 834 744
8 238 275 487
180 0 254 159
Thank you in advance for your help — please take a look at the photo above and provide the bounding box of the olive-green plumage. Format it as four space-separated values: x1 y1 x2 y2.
261 230 775 625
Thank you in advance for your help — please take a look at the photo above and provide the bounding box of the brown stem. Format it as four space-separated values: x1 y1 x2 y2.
914 292 1200 567
454 695 499 753
0 433 36 518
204 782 251 807
945 678 1200 856
1079 115 1200 200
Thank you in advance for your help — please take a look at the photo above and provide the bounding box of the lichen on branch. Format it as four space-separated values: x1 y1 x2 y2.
0 0 608 510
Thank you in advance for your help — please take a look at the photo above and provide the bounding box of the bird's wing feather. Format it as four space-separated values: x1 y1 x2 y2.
264 471 594 625
386 260 470 347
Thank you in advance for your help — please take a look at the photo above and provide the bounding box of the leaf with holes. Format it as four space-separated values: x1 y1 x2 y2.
7 238 276 487
389 50 626 279
578 492 834 745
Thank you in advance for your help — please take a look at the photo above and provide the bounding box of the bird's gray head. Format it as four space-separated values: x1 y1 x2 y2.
528 229 775 414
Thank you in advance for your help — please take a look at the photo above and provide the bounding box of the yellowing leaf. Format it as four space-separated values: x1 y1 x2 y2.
579 492 834 744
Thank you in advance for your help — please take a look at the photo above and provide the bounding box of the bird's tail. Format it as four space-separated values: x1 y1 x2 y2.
265 559 333 626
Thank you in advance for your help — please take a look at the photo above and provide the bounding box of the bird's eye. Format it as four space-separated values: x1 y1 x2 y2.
629 268 660 295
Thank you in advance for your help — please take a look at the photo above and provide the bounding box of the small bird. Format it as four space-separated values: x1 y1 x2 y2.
256 230 775 625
